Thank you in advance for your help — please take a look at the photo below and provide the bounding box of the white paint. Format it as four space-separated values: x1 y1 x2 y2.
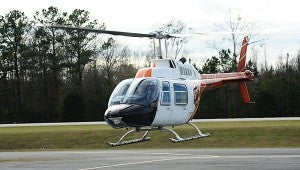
80 153 300 170
80 155 219 170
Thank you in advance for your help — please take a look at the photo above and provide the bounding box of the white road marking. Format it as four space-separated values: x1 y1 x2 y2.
80 154 300 170
80 155 219 170
219 155 300 158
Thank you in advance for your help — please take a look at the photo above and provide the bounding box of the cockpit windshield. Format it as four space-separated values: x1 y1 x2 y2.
122 78 160 106
108 79 133 107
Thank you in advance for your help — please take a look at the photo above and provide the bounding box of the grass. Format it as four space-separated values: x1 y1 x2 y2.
0 120 299 151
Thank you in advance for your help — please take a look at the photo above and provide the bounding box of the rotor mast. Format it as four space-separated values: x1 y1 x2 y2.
152 31 171 59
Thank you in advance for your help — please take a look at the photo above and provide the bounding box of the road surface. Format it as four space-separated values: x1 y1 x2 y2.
1 148 299 170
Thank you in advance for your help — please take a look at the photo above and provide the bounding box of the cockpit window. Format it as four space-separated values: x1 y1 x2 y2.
108 79 133 107
122 78 160 106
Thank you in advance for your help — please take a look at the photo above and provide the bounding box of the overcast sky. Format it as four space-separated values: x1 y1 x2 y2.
1 0 300 66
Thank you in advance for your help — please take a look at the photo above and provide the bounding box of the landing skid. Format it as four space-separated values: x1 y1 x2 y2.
107 122 209 146
163 122 210 143
108 129 150 147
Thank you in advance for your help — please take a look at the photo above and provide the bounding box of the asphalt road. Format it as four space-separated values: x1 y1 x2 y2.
1 148 299 170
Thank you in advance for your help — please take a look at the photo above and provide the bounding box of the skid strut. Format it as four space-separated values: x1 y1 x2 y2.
108 129 150 147
164 122 210 143
107 122 209 146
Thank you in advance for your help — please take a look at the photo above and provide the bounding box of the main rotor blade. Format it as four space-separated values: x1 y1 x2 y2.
50 25 158 38
170 31 255 38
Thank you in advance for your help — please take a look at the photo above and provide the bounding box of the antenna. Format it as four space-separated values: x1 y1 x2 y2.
158 39 162 58
153 39 156 58
165 39 168 58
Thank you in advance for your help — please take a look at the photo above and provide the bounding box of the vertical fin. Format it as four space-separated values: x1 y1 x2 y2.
237 37 248 72
237 37 253 104
238 82 251 103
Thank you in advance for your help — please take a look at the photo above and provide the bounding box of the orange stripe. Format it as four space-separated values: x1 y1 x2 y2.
135 68 152 78
189 85 206 120
189 97 201 121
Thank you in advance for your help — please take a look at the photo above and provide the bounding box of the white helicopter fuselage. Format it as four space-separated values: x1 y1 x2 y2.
105 37 253 129
105 59 206 128
105 58 253 129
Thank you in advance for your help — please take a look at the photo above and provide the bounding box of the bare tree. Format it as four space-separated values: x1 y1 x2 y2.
118 46 131 65
156 20 191 59
212 9 266 59
100 37 119 82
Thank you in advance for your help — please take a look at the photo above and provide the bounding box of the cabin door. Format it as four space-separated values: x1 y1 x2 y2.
152 81 173 126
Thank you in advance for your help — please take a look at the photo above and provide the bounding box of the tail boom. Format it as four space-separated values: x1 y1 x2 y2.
200 70 254 103
200 70 254 90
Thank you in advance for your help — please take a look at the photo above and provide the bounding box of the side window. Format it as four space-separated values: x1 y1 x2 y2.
161 81 170 106
174 83 188 105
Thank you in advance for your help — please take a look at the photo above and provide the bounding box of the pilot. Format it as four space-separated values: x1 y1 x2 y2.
147 84 159 101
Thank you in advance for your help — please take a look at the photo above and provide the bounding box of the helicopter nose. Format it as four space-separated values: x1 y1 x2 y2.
104 104 130 128
104 104 157 128
105 116 127 128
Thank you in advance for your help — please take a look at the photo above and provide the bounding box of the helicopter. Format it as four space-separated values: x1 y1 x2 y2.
51 25 254 146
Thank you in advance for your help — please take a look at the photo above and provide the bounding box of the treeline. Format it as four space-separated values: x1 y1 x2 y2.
0 7 137 123
196 49 300 119
0 7 299 123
